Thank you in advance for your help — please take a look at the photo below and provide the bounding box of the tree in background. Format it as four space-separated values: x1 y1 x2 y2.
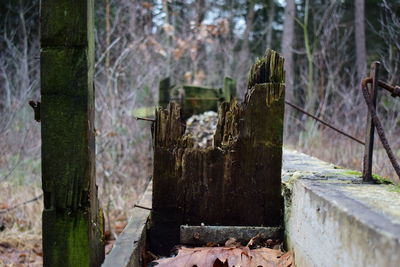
355 0 367 80
282 0 295 103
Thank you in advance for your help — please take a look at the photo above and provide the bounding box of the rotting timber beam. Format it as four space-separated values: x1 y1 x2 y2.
40 0 104 266
151 49 285 254
180 225 283 246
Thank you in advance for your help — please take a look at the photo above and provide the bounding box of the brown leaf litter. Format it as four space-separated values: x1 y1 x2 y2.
152 246 294 267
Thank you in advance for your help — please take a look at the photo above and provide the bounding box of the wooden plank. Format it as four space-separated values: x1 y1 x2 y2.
180 225 283 246
362 62 380 182
182 85 220 118
150 103 187 254
40 0 104 266
102 182 152 267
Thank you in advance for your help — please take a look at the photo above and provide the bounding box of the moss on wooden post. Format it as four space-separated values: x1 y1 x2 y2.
40 0 104 266
152 50 285 254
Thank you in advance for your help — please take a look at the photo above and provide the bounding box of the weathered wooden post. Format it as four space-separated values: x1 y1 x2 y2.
150 102 188 254
40 0 104 266
151 50 285 254
159 77 171 108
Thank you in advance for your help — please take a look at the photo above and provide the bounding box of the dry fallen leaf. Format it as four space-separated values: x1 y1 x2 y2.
114 221 127 234
0 203 9 210
152 246 294 267
224 238 240 248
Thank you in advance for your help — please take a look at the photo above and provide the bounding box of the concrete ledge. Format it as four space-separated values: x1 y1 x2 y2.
102 182 152 267
283 149 400 267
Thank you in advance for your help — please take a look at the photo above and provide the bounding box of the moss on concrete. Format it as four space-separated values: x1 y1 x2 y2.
387 185 400 193
337 170 394 185
341 170 362 176
372 174 394 185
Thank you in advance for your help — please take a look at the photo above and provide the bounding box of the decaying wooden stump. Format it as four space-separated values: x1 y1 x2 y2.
151 50 285 254
40 0 104 266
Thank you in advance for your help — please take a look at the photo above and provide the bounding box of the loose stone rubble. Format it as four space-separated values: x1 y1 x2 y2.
185 111 218 148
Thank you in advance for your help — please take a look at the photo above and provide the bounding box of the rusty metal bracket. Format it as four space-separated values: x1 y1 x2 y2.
136 116 155 122
362 62 380 182
28 100 41 122
362 77 400 98
361 62 400 183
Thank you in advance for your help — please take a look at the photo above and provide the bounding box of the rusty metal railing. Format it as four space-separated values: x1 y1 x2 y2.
361 61 400 183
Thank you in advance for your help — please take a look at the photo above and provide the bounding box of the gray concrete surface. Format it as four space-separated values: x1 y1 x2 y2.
283 149 400 267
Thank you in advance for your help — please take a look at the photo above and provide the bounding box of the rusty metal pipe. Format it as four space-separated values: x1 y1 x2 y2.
362 77 400 97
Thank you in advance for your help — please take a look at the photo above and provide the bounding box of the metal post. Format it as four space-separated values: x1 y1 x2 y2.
362 61 380 182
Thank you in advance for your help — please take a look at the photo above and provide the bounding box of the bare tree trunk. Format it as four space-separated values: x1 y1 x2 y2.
129 0 136 37
105 0 112 99
195 0 207 78
242 1 255 56
240 1 255 97
266 0 275 49
282 0 295 102
18 0 29 100
163 0 172 77
355 0 367 80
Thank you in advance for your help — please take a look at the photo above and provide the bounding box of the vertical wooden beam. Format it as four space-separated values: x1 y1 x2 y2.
150 103 188 254
363 62 380 182
40 0 104 266
223 77 237 102
158 77 171 108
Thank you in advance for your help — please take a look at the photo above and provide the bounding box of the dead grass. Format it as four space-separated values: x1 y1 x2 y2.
0 172 151 266
0 231 43 267
0 183 42 233
0 183 43 266
0 121 152 265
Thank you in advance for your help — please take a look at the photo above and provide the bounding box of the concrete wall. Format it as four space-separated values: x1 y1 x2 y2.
283 150 400 267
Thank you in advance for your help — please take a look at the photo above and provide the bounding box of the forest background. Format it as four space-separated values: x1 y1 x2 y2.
0 0 399 264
